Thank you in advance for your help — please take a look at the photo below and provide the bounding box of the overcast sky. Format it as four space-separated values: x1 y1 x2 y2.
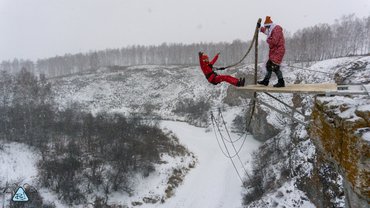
1 0 369 61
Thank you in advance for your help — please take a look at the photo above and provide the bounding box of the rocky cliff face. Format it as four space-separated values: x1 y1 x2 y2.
310 96 370 207
246 104 281 141
241 56 370 207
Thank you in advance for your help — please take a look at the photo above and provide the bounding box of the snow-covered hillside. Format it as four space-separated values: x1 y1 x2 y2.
51 65 221 117
1 55 369 207
1 63 258 207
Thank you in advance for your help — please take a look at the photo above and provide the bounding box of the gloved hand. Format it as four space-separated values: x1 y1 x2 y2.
260 27 266 33
208 64 213 68
257 22 261 28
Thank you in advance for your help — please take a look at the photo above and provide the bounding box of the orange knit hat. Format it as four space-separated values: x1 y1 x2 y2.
264 16 273 26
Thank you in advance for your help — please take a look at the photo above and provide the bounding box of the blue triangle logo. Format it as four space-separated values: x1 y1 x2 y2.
12 187 29 202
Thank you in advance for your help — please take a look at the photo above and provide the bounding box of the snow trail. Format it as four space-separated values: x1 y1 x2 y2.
155 120 261 208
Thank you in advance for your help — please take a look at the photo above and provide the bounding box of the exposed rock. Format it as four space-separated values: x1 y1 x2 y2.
334 60 369 85
142 196 160 204
297 153 345 208
246 103 280 141
131 201 143 206
309 96 370 207
223 74 255 106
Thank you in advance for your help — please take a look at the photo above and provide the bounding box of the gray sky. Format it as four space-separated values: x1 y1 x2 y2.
1 0 369 61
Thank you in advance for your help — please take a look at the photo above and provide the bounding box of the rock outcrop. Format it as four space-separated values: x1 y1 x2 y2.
246 104 280 141
310 96 370 207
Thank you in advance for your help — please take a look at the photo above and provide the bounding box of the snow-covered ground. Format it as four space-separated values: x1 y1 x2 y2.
0 142 39 186
104 107 261 208
255 180 316 208
0 142 40 207
1 56 368 207
0 119 260 208
156 120 260 208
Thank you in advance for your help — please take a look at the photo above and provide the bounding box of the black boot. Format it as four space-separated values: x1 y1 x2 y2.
257 79 269 86
273 79 285 88
237 78 245 87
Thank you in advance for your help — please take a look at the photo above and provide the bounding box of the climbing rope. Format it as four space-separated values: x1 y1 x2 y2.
284 64 333 75
210 112 245 183
210 109 268 207
210 111 247 158
224 18 262 69
218 109 250 176
209 29 261 181
210 109 254 185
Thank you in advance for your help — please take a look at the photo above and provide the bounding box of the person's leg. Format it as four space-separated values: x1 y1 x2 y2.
264 64 273 80
273 65 285 87
258 60 273 86
274 68 283 79
212 75 239 86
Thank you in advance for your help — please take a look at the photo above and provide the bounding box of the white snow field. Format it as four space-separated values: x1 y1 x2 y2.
156 120 261 208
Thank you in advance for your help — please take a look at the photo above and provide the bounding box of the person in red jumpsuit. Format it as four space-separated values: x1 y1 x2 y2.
257 16 286 87
198 52 245 87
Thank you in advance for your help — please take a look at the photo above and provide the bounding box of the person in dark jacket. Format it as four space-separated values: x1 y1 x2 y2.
258 16 286 87
199 52 245 87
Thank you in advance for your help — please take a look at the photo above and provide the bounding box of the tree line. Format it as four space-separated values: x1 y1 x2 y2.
285 14 370 62
1 14 369 77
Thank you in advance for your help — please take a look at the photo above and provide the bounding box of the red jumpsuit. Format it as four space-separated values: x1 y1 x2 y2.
199 53 239 86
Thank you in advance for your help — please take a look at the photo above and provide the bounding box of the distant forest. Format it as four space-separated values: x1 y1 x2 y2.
1 14 369 77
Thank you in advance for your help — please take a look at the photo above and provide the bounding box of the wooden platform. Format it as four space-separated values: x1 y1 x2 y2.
237 83 338 94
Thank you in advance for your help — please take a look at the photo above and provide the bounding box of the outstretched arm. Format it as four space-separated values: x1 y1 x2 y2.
210 53 219 65
198 51 203 63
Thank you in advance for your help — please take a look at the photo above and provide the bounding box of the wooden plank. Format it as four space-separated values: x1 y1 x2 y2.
236 83 337 94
